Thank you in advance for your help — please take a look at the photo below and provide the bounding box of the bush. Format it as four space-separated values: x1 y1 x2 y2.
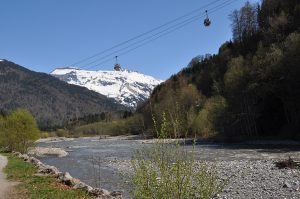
192 96 227 137
127 114 226 199
0 109 40 153
55 129 69 137
40 132 50 138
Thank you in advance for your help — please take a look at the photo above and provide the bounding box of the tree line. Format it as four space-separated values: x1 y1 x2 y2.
136 0 300 140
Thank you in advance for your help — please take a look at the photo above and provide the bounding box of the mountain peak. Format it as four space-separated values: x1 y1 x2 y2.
51 68 163 108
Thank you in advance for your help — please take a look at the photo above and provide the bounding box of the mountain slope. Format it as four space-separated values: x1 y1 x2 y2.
0 60 126 129
137 0 300 139
51 67 163 108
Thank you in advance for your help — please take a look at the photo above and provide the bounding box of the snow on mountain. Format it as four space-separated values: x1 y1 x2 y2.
51 67 163 108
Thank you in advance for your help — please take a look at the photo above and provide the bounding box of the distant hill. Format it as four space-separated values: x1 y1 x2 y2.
0 60 127 129
51 67 163 108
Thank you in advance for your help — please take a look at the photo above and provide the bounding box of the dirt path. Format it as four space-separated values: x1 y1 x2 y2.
0 154 18 199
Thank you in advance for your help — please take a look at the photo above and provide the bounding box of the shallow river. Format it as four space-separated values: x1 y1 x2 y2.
37 137 300 195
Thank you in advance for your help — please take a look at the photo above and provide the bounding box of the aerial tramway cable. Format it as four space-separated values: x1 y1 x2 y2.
82 0 238 70
71 0 224 67
72 0 239 70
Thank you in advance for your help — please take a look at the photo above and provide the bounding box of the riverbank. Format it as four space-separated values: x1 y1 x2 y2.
3 152 125 199
103 158 300 199
35 136 300 198
0 153 94 199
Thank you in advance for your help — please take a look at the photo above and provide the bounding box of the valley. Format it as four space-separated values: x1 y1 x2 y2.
1 0 300 198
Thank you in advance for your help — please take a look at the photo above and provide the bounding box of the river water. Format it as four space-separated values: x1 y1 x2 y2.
36 137 300 196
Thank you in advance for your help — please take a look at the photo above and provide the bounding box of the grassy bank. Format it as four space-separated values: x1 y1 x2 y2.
1 153 92 199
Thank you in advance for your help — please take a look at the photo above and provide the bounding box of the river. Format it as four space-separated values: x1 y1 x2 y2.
36 136 300 197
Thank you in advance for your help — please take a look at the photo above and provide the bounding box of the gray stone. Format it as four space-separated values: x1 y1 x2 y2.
22 154 29 161
84 185 94 193
110 191 123 198
73 181 88 189
38 164 59 175
58 172 76 186
283 181 292 188
88 188 110 197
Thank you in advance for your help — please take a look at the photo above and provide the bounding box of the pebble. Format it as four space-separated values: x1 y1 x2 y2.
283 181 292 188
106 158 300 199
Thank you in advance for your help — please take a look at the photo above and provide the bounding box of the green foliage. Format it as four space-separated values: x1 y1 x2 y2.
149 83 205 138
54 129 70 137
0 115 5 148
40 131 50 138
192 96 227 137
137 0 300 139
130 146 224 199
69 113 145 137
128 117 225 199
2 153 91 199
224 56 247 93
0 109 40 153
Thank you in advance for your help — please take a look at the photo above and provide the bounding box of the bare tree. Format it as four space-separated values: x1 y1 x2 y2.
229 1 259 43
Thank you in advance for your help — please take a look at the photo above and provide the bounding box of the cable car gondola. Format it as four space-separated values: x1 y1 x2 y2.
204 10 211 27
114 56 121 71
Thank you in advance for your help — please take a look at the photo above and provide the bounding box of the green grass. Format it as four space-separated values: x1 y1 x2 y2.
1 153 93 199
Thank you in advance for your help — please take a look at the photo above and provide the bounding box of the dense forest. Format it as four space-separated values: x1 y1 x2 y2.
136 0 300 140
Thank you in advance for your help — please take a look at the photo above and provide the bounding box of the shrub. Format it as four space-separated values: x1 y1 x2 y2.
0 109 40 153
40 131 50 138
55 129 69 137
127 113 226 199
192 96 227 137
275 157 300 169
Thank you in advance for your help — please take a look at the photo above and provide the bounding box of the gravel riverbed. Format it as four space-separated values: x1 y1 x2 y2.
105 159 300 199
36 137 300 199
213 160 300 199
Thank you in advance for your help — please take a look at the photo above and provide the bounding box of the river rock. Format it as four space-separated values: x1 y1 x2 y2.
12 151 22 157
38 164 60 175
21 154 30 161
85 185 94 193
88 188 110 196
73 181 88 189
58 172 80 186
110 191 123 198
28 157 41 165
58 172 72 185
283 181 292 188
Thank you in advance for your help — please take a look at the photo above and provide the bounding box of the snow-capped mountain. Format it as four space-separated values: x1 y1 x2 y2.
51 67 163 108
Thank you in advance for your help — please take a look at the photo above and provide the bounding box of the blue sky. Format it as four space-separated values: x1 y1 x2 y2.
0 0 258 80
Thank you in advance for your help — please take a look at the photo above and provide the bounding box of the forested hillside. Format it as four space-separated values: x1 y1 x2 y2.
138 0 300 140
0 60 127 130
